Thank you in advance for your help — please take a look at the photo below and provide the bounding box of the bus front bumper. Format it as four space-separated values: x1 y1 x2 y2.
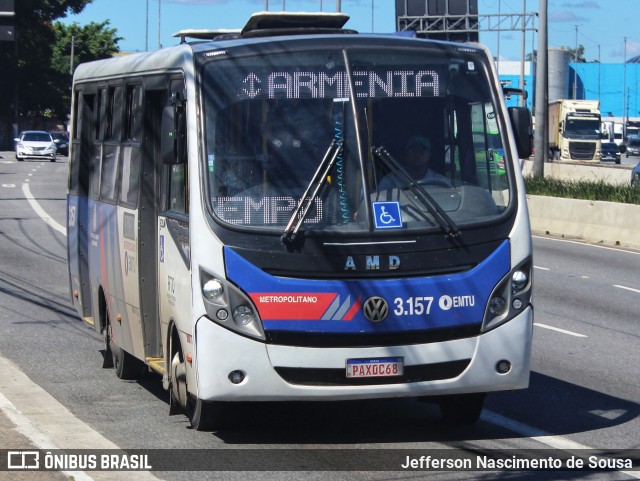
194 306 532 402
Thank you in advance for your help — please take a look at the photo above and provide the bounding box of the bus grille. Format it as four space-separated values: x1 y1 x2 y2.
569 141 596 160
265 325 480 348
274 359 471 386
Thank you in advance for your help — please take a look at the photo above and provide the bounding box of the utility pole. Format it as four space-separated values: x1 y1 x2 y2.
573 24 580 99
520 0 526 107
598 44 601 102
623 37 628 123
69 35 75 75
533 0 548 177
372 0 374 32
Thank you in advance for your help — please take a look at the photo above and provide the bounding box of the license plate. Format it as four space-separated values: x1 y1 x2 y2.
346 357 404 378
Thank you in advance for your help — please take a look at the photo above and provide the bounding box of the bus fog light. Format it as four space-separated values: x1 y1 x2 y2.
488 296 507 317
228 370 245 384
496 360 511 374
233 305 255 325
203 279 224 301
512 298 523 310
216 309 229 321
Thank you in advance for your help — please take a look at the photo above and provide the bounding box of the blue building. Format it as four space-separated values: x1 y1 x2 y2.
497 55 640 124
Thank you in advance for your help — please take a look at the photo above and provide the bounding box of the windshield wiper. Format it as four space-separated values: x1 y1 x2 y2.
281 139 344 244
371 146 460 239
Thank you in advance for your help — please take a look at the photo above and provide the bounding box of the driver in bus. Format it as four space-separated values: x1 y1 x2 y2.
378 135 450 191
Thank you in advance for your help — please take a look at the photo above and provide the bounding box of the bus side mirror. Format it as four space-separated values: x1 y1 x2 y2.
161 104 186 165
508 106 533 159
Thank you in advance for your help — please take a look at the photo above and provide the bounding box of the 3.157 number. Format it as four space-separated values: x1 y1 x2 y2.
393 296 433 316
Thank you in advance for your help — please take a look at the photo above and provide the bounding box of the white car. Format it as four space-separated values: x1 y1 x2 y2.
14 131 57 162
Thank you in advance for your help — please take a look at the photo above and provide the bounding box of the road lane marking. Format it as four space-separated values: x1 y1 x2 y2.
534 323 587 338
614 284 640 295
533 235 640 256
0 353 159 480
21 183 66 236
534 266 550 271
483 410 640 479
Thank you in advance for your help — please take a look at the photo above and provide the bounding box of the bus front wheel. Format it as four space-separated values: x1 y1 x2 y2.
170 350 224 431
437 393 485 425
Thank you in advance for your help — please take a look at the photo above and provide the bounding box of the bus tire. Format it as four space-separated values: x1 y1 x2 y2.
188 398 225 431
437 393 485 425
171 349 224 431
104 307 145 380
101 322 114 369
112 346 145 380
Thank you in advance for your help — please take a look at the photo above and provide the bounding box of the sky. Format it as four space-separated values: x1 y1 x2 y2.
60 0 640 64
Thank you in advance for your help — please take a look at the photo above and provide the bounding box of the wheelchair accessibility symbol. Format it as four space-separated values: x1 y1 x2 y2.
372 201 403 229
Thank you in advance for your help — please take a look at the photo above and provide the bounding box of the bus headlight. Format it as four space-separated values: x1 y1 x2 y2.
200 267 265 341
233 305 255 325
488 296 507 317
482 259 533 333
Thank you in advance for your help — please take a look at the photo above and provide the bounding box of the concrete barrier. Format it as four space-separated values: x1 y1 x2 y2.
521 159 633 185
526 195 640 250
521 160 640 250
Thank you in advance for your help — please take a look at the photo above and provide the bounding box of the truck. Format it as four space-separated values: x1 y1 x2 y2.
548 99 601 161
626 120 640 139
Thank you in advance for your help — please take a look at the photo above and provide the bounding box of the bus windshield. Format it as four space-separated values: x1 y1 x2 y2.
203 45 512 235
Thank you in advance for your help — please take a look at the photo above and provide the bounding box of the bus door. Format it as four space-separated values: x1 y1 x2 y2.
137 85 168 360
68 89 96 321
157 78 191 369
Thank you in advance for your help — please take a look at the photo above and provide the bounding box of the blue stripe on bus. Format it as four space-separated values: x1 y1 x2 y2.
224 240 510 334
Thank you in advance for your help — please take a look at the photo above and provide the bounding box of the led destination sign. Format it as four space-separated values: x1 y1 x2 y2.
239 69 442 100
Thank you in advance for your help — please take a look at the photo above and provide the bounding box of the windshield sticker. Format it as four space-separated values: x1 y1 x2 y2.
372 201 403 230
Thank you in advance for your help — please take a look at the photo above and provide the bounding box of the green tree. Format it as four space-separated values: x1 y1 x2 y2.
50 21 122 118
0 0 121 144
563 44 586 63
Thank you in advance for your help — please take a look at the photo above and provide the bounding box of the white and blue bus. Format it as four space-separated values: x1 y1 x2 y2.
67 12 533 430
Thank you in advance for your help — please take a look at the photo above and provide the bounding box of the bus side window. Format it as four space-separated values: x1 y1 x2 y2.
120 148 140 207
125 85 143 141
168 163 187 214
166 79 188 215
105 86 123 141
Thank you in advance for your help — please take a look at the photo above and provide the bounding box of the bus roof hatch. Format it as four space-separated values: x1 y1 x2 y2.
241 11 356 37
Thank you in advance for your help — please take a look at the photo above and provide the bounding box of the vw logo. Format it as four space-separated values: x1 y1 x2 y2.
363 296 388 323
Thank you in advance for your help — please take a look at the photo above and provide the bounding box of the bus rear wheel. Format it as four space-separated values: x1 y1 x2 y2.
437 393 485 425
104 309 145 380
112 345 145 380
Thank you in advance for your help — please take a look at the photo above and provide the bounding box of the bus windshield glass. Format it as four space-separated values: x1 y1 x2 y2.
203 45 512 235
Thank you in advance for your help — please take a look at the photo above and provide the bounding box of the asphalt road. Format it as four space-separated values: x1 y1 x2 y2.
0 152 638 480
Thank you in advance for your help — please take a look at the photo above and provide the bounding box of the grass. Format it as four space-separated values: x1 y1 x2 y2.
524 176 640 205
